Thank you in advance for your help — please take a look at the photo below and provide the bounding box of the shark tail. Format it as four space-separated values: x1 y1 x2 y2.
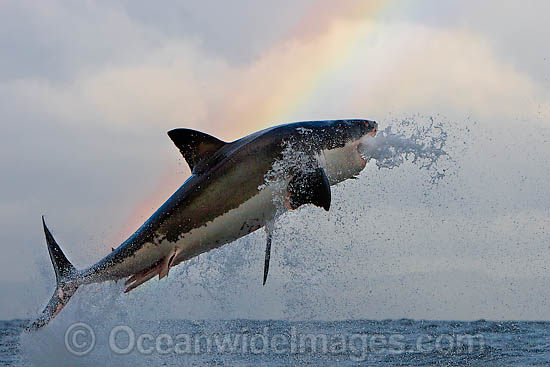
27 217 80 331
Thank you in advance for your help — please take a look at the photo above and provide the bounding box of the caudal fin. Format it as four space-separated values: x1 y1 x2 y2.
26 217 80 331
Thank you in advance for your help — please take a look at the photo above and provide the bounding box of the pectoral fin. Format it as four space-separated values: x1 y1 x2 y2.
262 229 272 286
159 248 180 280
288 167 331 211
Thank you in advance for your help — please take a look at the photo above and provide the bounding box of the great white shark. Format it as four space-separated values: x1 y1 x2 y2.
29 119 377 330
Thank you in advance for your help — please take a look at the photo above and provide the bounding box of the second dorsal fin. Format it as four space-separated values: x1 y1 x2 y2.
167 128 227 173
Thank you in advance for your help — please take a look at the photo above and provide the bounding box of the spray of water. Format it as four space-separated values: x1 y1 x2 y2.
360 117 450 184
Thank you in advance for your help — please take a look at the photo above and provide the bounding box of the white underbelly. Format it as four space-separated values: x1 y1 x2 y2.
171 187 277 263
91 188 276 281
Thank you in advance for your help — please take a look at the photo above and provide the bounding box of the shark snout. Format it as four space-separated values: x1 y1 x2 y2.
366 120 377 137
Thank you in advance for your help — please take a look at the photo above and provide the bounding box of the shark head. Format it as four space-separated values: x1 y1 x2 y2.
330 119 377 144
314 119 378 184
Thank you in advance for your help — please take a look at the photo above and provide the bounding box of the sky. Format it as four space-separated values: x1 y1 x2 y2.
1 0 550 321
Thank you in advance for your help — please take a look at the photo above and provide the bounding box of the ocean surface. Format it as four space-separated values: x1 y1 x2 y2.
2 319 549 366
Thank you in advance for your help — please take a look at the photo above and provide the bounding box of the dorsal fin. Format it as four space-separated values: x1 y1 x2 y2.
167 128 227 173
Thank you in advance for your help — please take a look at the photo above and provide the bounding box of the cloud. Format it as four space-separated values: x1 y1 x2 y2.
5 16 548 139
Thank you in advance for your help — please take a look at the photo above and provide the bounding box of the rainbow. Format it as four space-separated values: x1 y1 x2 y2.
117 0 400 240
230 0 397 135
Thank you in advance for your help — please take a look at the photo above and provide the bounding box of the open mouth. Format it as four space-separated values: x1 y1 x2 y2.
357 125 377 166
355 141 369 168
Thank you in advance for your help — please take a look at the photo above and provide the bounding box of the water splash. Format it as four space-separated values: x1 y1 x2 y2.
260 140 316 213
360 116 451 184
